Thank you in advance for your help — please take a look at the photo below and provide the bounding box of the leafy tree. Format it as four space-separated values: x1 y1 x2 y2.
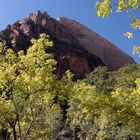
112 64 140 89
0 34 63 140
84 64 140 94
96 0 140 18
68 65 140 140
84 66 114 94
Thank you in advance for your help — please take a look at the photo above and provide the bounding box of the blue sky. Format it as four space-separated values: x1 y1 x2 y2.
0 0 140 63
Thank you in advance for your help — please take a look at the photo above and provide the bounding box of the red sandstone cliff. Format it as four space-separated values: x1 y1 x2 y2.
0 11 135 78
57 17 135 70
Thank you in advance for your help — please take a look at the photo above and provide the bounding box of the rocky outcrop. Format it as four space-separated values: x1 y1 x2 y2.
0 11 135 78
57 17 135 70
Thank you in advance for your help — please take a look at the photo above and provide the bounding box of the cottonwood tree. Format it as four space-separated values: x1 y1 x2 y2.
0 34 63 140
68 65 140 140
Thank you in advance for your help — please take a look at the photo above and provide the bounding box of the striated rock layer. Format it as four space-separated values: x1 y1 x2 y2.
0 11 135 78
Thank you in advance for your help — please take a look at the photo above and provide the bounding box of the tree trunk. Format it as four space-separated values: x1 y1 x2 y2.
12 125 17 140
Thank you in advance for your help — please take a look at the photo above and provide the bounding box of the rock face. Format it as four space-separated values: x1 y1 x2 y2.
57 17 135 70
0 11 135 78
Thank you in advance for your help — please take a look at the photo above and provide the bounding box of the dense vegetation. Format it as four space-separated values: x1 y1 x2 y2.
0 34 139 140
